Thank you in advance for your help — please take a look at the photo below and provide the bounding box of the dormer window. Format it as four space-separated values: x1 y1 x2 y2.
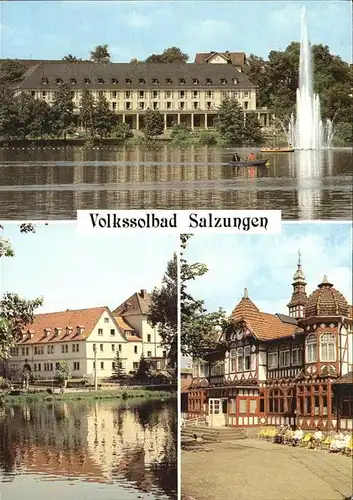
70 78 77 84
193 78 199 85
152 78 159 84
139 78 145 84
125 78 132 85
179 78 186 85
98 78 104 84
166 78 172 85
66 326 73 337
84 78 90 84
221 78 227 84
54 327 62 337
111 78 118 84
56 78 63 85
42 78 49 85
206 78 212 85
233 78 238 84
44 328 51 338
76 325 84 336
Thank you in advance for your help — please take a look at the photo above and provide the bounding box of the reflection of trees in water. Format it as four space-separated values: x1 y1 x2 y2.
0 399 176 498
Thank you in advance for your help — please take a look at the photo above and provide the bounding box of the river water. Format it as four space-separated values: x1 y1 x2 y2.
0 398 177 500
0 146 351 220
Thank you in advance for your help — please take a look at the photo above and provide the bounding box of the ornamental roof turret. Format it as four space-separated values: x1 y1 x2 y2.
304 275 349 318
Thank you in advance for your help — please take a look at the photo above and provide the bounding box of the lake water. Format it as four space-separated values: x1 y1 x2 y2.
0 398 177 500
0 146 351 220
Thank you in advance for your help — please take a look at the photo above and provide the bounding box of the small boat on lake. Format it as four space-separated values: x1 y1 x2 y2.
260 147 295 153
228 159 268 167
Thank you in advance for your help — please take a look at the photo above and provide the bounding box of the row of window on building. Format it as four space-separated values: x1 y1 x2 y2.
10 343 136 357
30 89 251 101
41 76 241 86
192 334 337 378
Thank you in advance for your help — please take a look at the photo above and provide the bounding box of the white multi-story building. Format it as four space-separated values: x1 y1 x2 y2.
7 289 167 380
11 51 274 129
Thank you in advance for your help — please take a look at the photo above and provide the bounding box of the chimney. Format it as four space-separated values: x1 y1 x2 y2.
140 289 147 299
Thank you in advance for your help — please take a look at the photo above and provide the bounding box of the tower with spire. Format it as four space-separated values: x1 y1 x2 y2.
287 250 308 319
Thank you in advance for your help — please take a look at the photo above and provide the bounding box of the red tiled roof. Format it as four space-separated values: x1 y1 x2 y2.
115 316 135 331
335 371 353 385
230 296 297 341
19 306 108 344
113 289 151 317
114 316 142 342
194 51 246 66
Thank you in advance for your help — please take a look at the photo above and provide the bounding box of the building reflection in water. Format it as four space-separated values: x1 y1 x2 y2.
0 146 351 219
0 399 176 498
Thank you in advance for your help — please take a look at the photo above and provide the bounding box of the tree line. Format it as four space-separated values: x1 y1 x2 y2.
0 86 263 145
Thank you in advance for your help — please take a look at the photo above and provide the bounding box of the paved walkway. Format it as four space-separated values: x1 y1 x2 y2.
182 438 353 500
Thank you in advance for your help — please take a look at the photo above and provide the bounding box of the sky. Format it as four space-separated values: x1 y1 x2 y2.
0 1 351 63
183 222 352 317
0 222 177 314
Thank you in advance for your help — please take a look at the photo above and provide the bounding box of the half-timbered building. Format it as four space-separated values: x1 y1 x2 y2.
188 258 353 431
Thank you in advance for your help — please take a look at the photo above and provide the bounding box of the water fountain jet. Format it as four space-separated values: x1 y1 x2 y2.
286 7 333 149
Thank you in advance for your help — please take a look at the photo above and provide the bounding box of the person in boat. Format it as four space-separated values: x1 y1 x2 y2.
247 152 256 161
232 153 241 162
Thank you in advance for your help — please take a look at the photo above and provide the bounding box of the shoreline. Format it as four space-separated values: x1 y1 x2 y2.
0 388 176 404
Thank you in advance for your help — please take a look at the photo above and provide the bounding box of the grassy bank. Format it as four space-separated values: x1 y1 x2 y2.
0 388 175 404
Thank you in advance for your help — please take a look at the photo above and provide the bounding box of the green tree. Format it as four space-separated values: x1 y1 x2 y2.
243 112 263 145
79 89 95 136
94 94 114 138
0 59 26 86
114 122 133 142
62 54 81 62
55 361 70 387
244 41 352 129
180 234 231 359
333 122 353 146
50 84 75 139
214 98 245 144
0 224 43 359
145 47 188 64
0 88 18 138
143 109 164 139
13 93 51 139
243 54 270 108
149 253 177 367
0 293 43 360
135 355 150 381
112 350 123 378
90 44 111 63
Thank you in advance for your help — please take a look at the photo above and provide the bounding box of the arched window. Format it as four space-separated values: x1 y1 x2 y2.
268 346 278 369
306 334 317 363
237 348 244 372
320 332 336 362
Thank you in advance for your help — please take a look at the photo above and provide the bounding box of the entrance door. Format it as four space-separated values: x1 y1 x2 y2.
208 398 227 427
